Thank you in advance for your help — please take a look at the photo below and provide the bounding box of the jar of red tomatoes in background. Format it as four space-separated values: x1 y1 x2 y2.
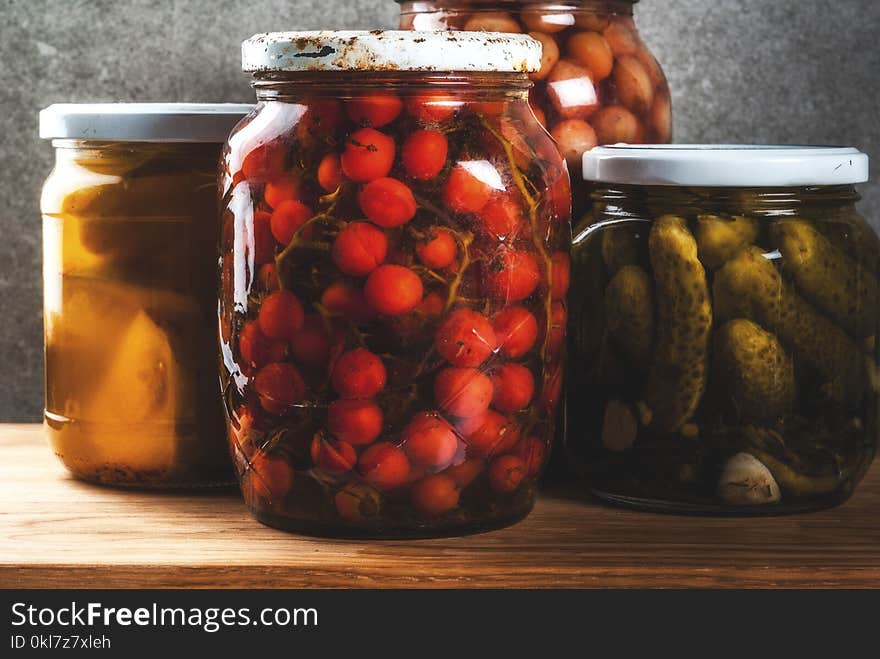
220 31 571 537
398 1 672 218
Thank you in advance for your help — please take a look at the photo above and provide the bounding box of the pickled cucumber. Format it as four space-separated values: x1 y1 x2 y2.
601 224 644 274
605 265 654 366
770 219 879 337
741 426 844 497
713 247 866 401
713 319 795 423
83 310 190 472
695 214 759 269
641 215 712 433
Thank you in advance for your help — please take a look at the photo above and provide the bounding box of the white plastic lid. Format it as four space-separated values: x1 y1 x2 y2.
242 30 541 74
582 145 870 187
39 103 253 142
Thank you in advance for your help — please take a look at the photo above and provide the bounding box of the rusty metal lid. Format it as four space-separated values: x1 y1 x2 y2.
242 30 542 74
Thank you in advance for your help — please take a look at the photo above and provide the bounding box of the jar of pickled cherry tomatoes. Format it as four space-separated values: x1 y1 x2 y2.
39 103 251 487
398 1 672 217
568 145 877 514
220 31 571 537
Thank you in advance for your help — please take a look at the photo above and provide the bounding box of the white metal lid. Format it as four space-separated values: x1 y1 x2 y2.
39 103 253 142
582 145 870 187
242 30 542 74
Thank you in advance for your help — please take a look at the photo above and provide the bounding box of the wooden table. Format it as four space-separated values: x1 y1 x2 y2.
1 424 878 589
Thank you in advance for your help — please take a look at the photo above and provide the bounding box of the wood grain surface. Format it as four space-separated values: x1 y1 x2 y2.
1 424 878 589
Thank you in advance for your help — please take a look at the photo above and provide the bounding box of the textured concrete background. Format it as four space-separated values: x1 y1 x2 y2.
0 0 877 421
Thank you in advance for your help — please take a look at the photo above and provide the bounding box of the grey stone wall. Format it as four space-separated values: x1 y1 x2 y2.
1 0 877 420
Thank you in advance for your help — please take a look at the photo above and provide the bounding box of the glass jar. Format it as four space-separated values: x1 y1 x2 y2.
398 0 672 217
40 103 251 487
220 31 571 537
568 145 877 514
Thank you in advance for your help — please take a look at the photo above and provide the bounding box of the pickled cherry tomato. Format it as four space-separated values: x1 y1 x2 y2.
550 251 571 300
477 195 522 241
341 127 395 182
513 436 547 479
592 105 642 144
321 281 377 324
331 222 388 277
334 482 382 524
528 31 560 81
463 11 521 33
346 95 403 128
264 176 301 209
317 153 343 192
614 55 655 115
289 315 337 368
567 31 614 82
327 399 383 446
254 362 306 415
331 348 386 399
484 249 541 302
551 119 597 170
247 451 293 502
443 458 484 489
241 140 285 181
258 290 305 341
252 210 276 265
402 129 448 180
358 177 417 228
364 264 424 316
401 412 459 469
443 164 493 213
358 442 411 491
492 306 538 359
411 474 460 516
239 320 286 371
310 435 357 475
491 364 535 414
270 199 312 246
546 60 598 120
522 8 575 33
434 367 493 418
405 95 461 123
457 410 520 456
603 20 640 56
435 308 498 367
416 228 457 270
299 99 345 138
488 454 527 494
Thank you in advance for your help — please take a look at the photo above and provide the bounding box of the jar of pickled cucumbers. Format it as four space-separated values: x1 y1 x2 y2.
220 31 570 537
40 103 251 487
568 145 877 514
398 1 671 217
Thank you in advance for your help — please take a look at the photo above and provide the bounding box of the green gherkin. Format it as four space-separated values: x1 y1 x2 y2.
713 246 867 402
605 264 654 366
640 215 712 433
713 319 795 423
695 213 759 270
770 218 879 338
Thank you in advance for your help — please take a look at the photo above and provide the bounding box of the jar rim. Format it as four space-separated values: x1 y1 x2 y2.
38 103 253 142
241 30 542 74
582 145 870 187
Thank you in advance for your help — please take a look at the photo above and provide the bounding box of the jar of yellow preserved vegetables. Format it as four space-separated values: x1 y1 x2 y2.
39 103 251 487
568 145 878 514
